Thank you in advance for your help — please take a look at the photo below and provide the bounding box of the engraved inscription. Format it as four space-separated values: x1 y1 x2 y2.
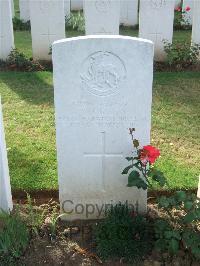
95 0 111 13
150 0 166 9
81 51 126 97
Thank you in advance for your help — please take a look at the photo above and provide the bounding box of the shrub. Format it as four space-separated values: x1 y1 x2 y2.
94 202 153 262
65 11 85 32
0 49 44 71
174 6 192 30
13 17 31 31
0 211 29 264
155 191 200 259
163 41 200 69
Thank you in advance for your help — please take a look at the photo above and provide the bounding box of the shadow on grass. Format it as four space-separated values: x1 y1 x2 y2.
0 71 54 106
8 147 57 191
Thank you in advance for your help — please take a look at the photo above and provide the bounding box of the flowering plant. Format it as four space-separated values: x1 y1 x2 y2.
122 128 167 190
174 5 191 30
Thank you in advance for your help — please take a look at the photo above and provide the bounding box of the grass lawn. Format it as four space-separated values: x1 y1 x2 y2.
0 71 199 191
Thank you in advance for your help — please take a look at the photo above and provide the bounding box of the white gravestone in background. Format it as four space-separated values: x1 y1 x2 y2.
192 0 200 44
11 0 15 18
0 0 14 60
182 0 193 26
84 0 120 35
30 0 65 60
71 0 83 10
53 36 153 220
120 0 138 27
139 0 175 61
0 98 13 212
19 0 30 22
64 0 70 17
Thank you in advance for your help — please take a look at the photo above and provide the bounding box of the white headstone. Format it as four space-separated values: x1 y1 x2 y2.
64 0 70 17
0 98 13 212
197 176 200 199
19 0 30 22
29 0 65 60
192 0 200 44
0 0 14 60
53 35 153 220
139 0 175 61
182 0 193 26
11 0 15 18
71 0 83 10
84 0 120 35
120 0 138 27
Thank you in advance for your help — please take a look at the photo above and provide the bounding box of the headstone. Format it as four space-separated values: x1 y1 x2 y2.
120 0 138 27
29 0 65 60
71 0 83 10
0 97 13 212
19 0 30 22
182 0 193 26
0 0 15 60
64 0 70 17
84 0 120 35
139 0 175 61
11 0 15 18
197 176 200 199
53 35 153 220
192 0 200 44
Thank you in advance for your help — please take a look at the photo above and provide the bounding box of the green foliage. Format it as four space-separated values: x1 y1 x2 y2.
1 49 44 71
94 203 152 262
0 211 29 264
65 12 85 32
164 41 200 69
13 17 31 31
155 192 200 259
26 194 45 237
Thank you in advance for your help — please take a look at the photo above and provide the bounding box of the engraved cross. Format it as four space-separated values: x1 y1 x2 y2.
41 28 56 45
84 132 123 190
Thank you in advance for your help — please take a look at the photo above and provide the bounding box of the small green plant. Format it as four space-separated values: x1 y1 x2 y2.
0 211 29 264
163 41 200 69
174 5 191 30
122 128 167 190
13 17 31 31
65 11 85 32
26 194 46 237
155 191 200 259
3 49 44 71
94 202 153 262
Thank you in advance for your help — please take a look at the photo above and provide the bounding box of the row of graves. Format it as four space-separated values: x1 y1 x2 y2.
0 0 199 63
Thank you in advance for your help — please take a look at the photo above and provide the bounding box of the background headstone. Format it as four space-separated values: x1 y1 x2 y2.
120 0 138 27
71 0 83 10
0 0 14 60
84 0 120 35
192 0 200 44
53 35 153 220
139 0 175 61
64 0 70 17
30 0 65 60
0 97 13 212
11 0 15 18
197 176 200 199
19 0 30 22
182 0 193 26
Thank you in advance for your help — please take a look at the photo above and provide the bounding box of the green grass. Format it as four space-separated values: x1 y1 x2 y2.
0 72 199 191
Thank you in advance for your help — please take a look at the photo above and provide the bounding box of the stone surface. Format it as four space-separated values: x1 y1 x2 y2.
197 176 200 199
53 35 153 220
19 0 30 22
139 0 175 61
64 0 70 17
29 0 65 60
120 0 138 27
0 97 13 212
11 0 15 17
84 0 120 35
182 0 193 25
191 0 200 44
71 0 83 10
0 0 14 60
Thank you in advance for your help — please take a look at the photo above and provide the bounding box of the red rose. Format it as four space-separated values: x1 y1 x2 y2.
185 6 191 11
140 145 160 165
175 7 181 12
